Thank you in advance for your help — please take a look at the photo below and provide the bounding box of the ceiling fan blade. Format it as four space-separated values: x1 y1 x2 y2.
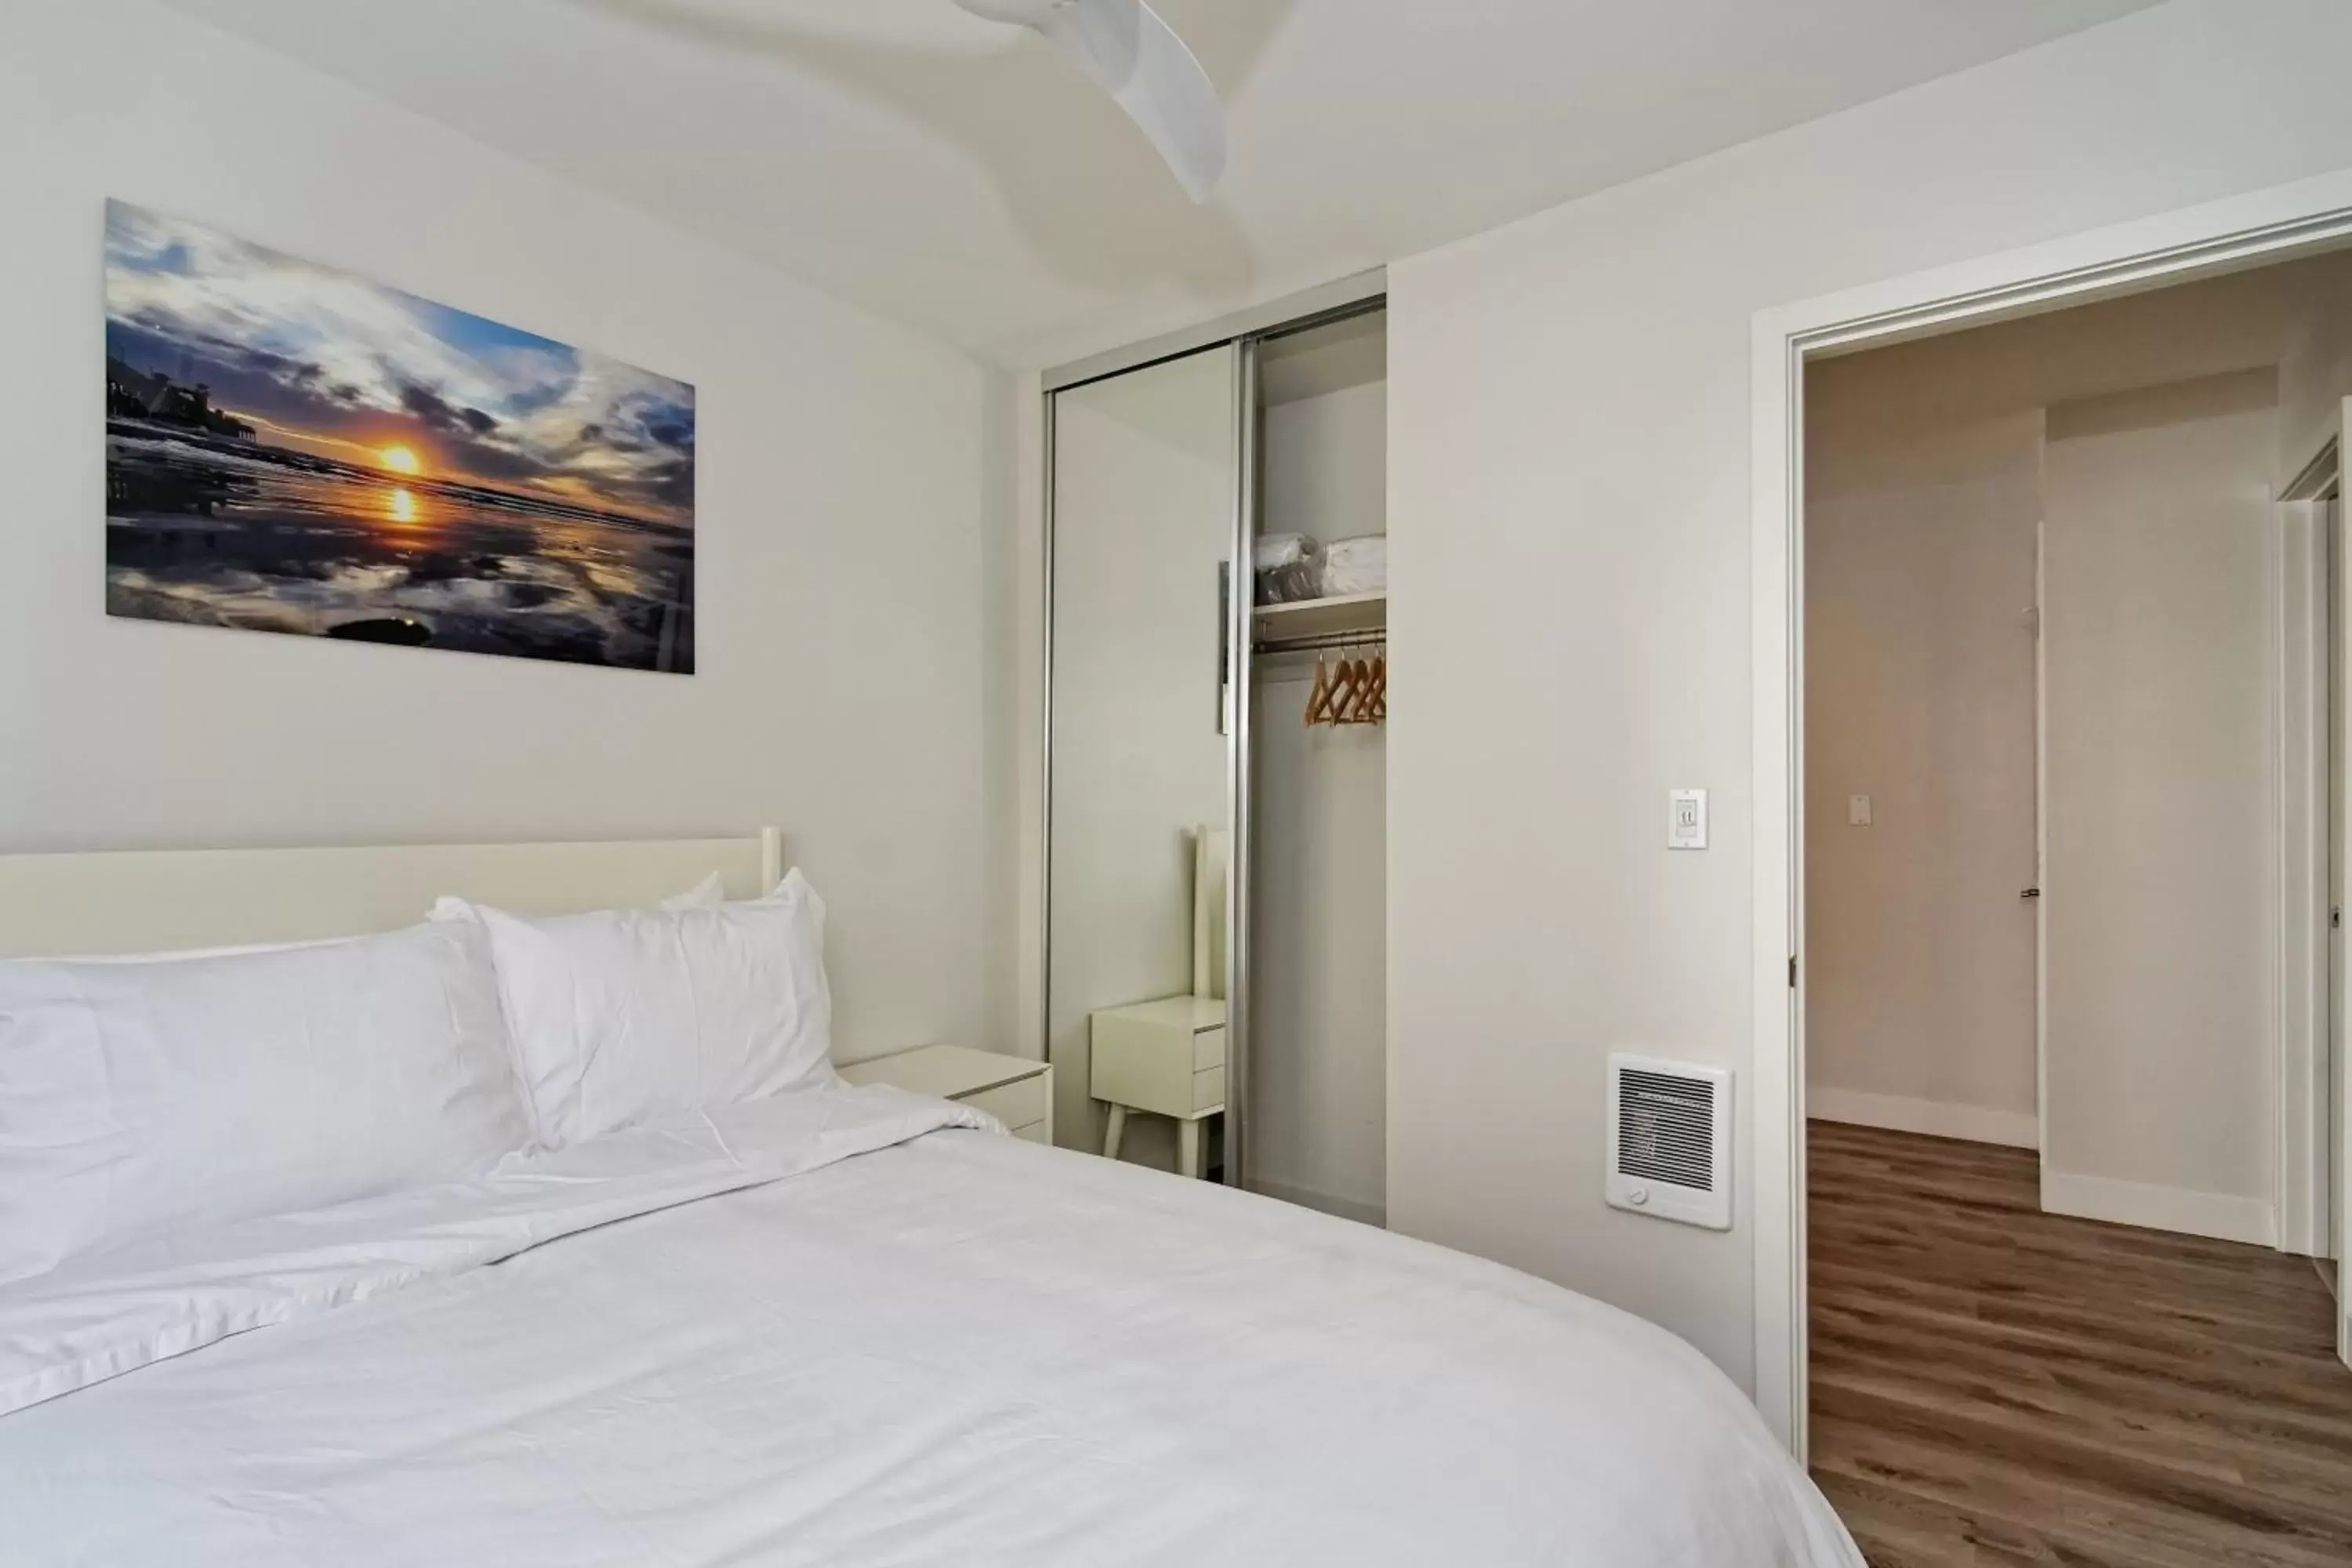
1042 0 1225 202
955 0 1226 203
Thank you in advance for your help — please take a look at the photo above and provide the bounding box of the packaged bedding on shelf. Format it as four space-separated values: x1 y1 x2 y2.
1320 535 1387 596
1254 533 1323 603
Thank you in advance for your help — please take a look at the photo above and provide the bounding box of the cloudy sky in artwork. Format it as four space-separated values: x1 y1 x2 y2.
103 200 695 528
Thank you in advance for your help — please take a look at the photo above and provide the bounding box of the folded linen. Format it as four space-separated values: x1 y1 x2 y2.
1321 534 1387 596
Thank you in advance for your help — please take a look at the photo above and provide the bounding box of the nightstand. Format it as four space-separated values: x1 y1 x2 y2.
837 1046 1054 1145
1088 995 1225 1178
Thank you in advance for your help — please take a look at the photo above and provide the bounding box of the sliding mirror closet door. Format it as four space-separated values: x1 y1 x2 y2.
1047 345 1240 1178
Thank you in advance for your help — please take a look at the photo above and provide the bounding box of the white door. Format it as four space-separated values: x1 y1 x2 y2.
2040 397 2278 1239
1047 346 1240 1167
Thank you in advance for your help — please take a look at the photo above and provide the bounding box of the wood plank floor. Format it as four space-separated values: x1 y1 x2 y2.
1807 1120 2352 1568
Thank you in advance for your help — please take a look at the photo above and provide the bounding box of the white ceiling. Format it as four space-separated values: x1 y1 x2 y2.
165 0 2162 368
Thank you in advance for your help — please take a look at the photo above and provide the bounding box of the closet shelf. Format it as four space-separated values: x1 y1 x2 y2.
1251 590 1387 645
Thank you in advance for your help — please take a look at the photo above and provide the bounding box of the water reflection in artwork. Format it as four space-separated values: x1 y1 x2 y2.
103 200 696 673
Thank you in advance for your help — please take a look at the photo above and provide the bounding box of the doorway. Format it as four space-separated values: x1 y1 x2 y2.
1755 177 2352 1561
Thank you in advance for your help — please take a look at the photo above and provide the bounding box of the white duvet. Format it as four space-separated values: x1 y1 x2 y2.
0 1086 1860 1566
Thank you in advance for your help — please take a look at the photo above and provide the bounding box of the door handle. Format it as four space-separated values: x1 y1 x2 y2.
2020 887 2041 900
1217 561 1232 736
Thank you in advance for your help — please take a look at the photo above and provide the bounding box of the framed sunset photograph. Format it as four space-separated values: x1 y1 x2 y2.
103 199 696 673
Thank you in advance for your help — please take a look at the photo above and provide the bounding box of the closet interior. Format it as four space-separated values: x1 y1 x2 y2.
1044 297 1389 1223
1246 310 1388 1221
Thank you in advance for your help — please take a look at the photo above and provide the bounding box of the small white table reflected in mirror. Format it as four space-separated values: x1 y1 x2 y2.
1088 996 1227 1178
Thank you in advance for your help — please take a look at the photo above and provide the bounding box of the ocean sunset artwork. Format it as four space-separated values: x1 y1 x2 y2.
103 201 696 673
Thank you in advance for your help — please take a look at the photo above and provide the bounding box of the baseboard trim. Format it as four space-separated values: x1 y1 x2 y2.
2040 1170 2278 1247
1808 1087 2039 1150
1253 1178 1385 1229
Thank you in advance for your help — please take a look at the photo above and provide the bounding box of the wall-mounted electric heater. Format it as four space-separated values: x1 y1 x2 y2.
1605 1052 1733 1230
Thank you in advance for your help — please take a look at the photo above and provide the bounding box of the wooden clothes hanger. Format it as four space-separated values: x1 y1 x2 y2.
1338 640 1385 725
1335 650 1367 724
1308 648 1345 728
1301 637 1387 728
1326 654 1360 724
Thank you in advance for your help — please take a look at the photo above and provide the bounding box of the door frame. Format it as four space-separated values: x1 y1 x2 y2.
1749 168 2352 1459
2301 440 2352 1370
2278 450 2341 1264
2034 519 2049 1177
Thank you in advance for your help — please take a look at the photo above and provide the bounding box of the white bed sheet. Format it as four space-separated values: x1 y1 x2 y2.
0 1086 1859 1566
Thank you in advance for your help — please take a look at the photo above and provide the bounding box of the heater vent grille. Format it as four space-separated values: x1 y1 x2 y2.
1616 1069 1716 1189
1605 1054 1732 1230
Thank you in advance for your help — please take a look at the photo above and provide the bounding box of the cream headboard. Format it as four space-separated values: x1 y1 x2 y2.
0 828 783 960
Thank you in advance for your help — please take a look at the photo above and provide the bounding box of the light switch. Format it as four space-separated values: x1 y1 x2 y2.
1668 789 1708 850
1848 794 1872 827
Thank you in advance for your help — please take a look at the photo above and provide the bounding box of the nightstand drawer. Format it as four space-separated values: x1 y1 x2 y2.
964 1074 1050 1130
1192 1064 1225 1112
1009 1119 1051 1145
1192 1025 1226 1073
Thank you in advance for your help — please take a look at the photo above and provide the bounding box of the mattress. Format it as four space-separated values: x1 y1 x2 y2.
0 1084 1860 1566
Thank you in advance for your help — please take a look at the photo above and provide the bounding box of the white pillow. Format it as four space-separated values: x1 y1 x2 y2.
659 873 725 910
434 871 833 1149
0 920 531 1285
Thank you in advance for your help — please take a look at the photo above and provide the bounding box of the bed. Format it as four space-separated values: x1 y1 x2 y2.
0 832 1859 1566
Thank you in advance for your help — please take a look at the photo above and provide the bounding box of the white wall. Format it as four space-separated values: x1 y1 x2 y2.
1802 407 2043 1148
1249 354 1388 1223
1261 380 1389 548
978 368 1029 1064
2281 290 2352 488
1248 682 1387 1220
2041 373 2282 1243
1385 0 2352 1388
0 2 992 1065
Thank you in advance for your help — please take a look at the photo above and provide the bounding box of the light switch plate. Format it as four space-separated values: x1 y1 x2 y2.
1848 793 1872 826
1668 789 1708 850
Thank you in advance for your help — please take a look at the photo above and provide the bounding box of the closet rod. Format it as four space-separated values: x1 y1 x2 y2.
1254 629 1389 655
